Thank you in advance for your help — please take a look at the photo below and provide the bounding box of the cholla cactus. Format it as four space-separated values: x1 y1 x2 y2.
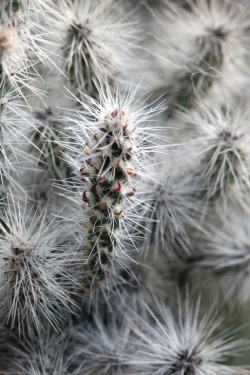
140 158 201 257
47 0 139 98
68 312 135 375
7 329 69 375
194 213 250 305
173 101 250 216
1 0 250 373
0 2 52 97
0 89 36 184
66 84 164 290
0 197 77 333
152 0 250 114
130 299 246 375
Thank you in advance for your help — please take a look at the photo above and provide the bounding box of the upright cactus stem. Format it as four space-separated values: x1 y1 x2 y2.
81 107 138 283
67 85 164 289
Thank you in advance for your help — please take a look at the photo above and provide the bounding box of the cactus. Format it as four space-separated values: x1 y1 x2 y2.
0 0 250 374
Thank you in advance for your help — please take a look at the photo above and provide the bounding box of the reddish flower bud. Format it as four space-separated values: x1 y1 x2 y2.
98 175 105 182
82 191 89 203
113 207 125 218
127 166 137 178
111 108 125 118
98 202 107 209
127 187 136 196
113 181 122 193
81 177 90 183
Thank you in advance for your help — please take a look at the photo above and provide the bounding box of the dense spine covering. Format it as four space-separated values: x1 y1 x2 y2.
80 104 139 276
0 0 250 373
0 198 77 333
65 84 164 291
129 299 246 375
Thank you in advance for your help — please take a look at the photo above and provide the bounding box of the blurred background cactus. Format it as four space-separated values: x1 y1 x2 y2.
1 0 250 374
